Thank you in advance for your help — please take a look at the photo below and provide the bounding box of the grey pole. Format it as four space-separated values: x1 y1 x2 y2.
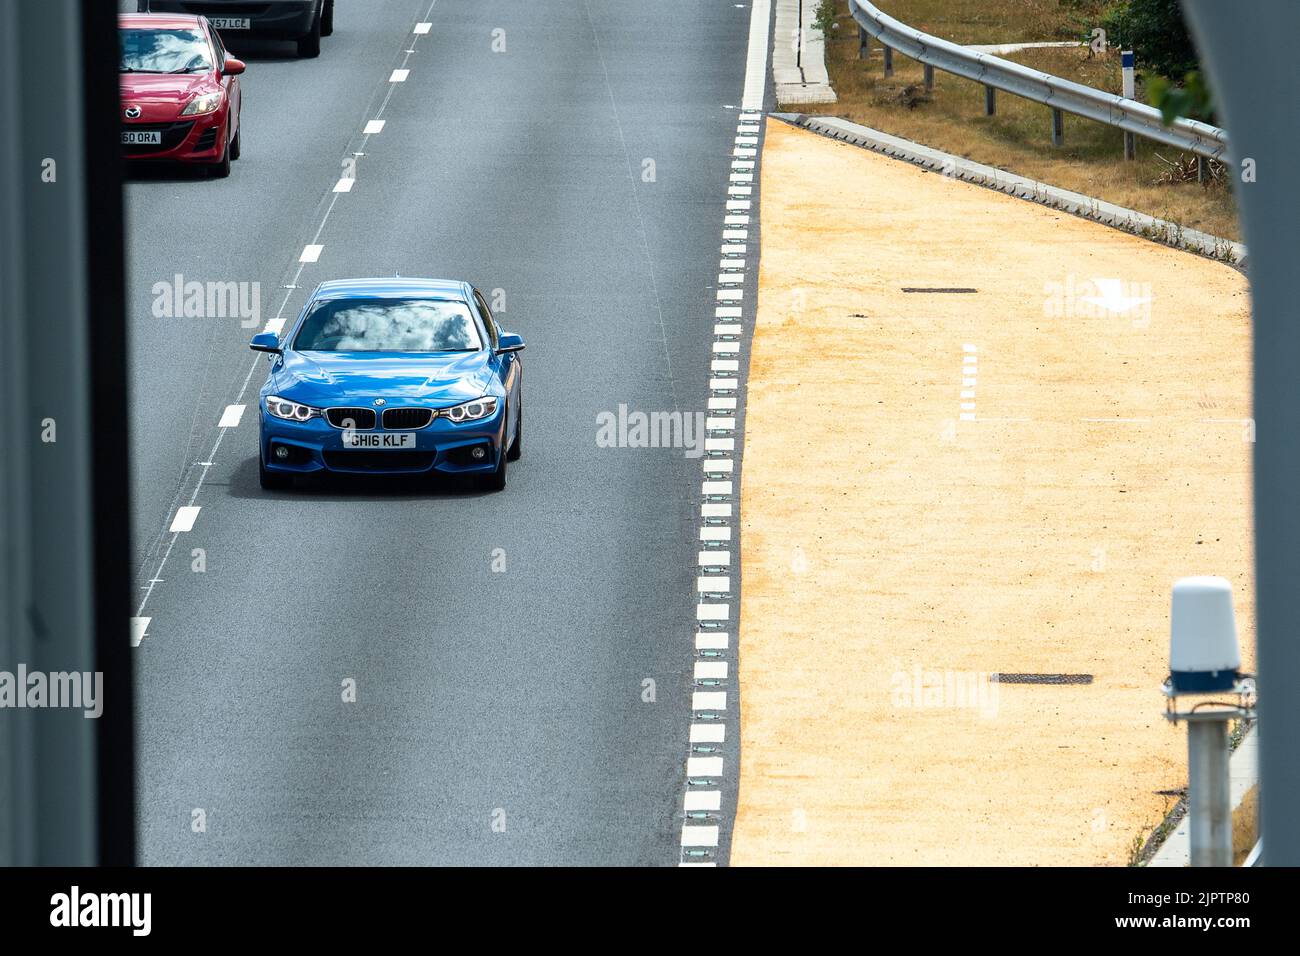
1182 0 1300 866
1187 717 1234 866
984 85 996 116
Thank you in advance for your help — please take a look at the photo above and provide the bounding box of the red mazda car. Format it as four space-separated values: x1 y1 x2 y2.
119 14 244 177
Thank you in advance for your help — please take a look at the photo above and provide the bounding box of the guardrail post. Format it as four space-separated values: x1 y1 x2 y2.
858 25 869 60
984 85 996 115
1198 156 1209 183
1051 108 1065 146
923 64 934 92
883 44 893 77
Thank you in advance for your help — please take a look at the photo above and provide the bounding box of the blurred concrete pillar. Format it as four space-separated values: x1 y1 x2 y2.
0 0 133 865
1182 0 1300 866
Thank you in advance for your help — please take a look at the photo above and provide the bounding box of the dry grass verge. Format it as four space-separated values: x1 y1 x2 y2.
790 1 1239 240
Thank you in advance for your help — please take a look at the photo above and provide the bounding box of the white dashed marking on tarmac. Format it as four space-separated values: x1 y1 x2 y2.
169 506 201 533
133 2 443 632
678 0 768 867
218 404 246 428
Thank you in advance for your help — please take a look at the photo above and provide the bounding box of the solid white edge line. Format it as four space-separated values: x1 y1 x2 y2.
742 0 771 112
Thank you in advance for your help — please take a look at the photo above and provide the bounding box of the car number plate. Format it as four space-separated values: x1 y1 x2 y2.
209 17 251 29
121 130 162 145
341 432 415 449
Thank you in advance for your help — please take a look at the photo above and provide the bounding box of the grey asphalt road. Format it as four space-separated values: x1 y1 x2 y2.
124 0 756 863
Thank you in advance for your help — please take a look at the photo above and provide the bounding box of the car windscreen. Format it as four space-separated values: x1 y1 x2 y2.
293 298 484 352
120 28 212 74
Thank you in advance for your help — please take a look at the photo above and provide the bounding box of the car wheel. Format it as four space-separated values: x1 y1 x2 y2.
479 446 507 492
298 10 322 57
229 123 241 161
507 399 522 461
209 139 232 178
259 456 293 490
321 0 335 37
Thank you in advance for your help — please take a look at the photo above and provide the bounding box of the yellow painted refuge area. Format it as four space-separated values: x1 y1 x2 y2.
731 119 1253 865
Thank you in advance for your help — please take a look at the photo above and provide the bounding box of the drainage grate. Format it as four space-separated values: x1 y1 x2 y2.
901 287 979 293
991 673 1094 685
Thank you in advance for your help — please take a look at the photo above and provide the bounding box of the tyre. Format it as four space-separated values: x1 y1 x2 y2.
209 139 231 178
479 447 507 492
259 456 293 490
297 10 322 57
506 399 522 461
321 0 335 37
229 123 241 161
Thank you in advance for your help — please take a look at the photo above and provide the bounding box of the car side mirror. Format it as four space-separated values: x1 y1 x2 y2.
223 57 246 76
249 332 281 354
496 332 525 354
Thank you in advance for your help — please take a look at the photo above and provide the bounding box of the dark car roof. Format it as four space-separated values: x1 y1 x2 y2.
311 277 472 301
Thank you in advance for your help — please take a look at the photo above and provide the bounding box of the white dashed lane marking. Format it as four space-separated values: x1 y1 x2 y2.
168 506 201 533
684 789 722 810
132 1 444 638
218 404 246 428
693 690 726 711
681 825 720 848
679 0 768 866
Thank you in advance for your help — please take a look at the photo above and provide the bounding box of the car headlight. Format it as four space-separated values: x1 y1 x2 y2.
180 92 223 116
266 395 320 422
441 397 499 423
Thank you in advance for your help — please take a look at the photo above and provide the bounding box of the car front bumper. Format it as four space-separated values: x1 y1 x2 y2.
259 405 505 477
121 110 228 163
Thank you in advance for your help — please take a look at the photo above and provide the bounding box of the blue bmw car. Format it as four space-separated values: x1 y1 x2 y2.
249 277 524 491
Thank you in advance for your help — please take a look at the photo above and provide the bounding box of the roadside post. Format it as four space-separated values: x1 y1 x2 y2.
1162 577 1255 867
1122 51 1137 160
